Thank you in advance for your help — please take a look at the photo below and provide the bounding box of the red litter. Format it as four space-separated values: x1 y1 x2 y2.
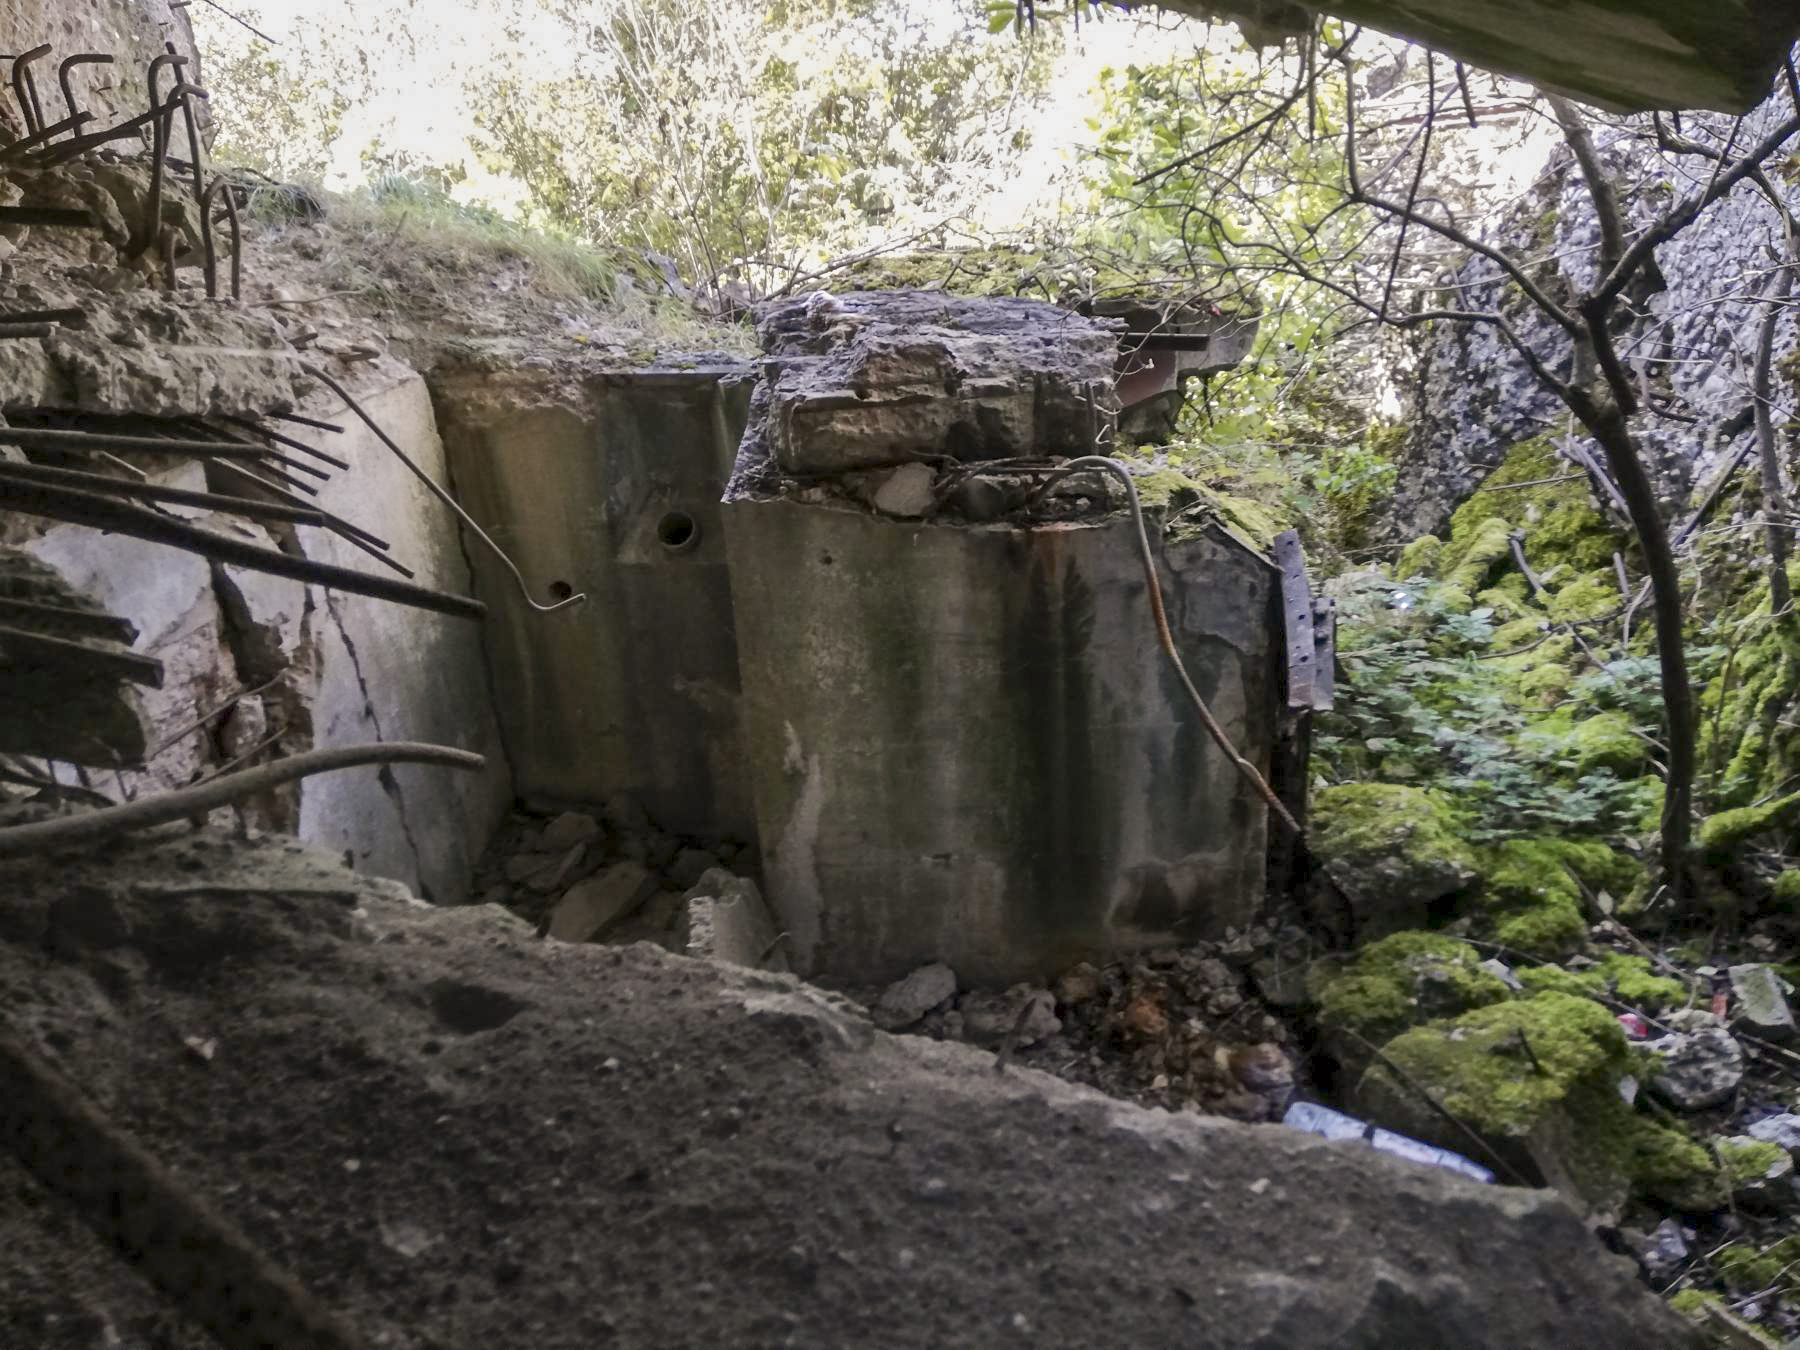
1617 1012 1650 1039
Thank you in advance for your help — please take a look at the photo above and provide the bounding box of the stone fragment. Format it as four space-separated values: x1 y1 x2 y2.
959 986 1060 1049
546 863 656 943
1053 962 1103 1007
869 462 936 518
1646 1016 1744 1111
1747 1113 1800 1154
668 848 720 891
1249 956 1310 1008
1625 1219 1689 1284
505 852 558 884
874 962 958 1031
526 842 591 894
682 870 784 972
1729 963 1796 1041
538 811 600 853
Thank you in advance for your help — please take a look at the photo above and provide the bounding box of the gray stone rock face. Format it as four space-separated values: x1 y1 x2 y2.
1747 1112 1800 1153
730 290 1122 485
1389 97 1800 541
1646 1015 1745 1110
874 961 958 1030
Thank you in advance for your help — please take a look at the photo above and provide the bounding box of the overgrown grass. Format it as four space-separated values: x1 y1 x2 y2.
239 173 749 350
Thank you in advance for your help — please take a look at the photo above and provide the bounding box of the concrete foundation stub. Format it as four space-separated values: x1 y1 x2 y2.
725 498 1280 987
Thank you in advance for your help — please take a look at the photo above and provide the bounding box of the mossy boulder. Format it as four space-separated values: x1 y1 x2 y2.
1309 931 1511 1070
1441 516 1513 593
1394 534 1442 579
1698 789 1800 851
1716 1136 1795 1206
1311 784 1480 937
1354 992 1723 1215
1774 870 1800 908
1478 839 1594 961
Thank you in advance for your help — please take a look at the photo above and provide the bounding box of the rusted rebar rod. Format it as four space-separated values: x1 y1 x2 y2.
0 460 327 526
0 426 267 458
0 476 481 618
0 741 484 854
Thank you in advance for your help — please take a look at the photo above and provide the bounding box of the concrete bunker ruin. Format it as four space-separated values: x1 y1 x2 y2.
0 16 1294 989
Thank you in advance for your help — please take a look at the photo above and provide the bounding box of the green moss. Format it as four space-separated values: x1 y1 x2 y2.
1561 709 1647 776
1480 838 1592 960
1697 790 1800 850
1492 616 1548 648
1395 535 1442 578
1544 572 1620 624
1516 964 1603 998
1441 515 1514 593
1596 954 1688 1009
1310 930 1511 1048
1718 1139 1789 1189
1667 1289 1719 1317
1615 1112 1725 1213
1446 437 1624 576
1310 784 1480 931
1774 870 1800 907
1372 992 1622 1133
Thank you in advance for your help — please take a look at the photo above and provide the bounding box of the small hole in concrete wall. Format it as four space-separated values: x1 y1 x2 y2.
657 511 700 553
549 580 574 600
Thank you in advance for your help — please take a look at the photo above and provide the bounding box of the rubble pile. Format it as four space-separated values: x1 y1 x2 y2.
473 795 781 968
861 926 1311 1125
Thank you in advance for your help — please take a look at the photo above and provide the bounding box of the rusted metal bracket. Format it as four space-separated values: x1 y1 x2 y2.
1274 530 1335 712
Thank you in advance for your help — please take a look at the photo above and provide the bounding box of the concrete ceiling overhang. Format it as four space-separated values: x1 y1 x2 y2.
1153 0 1800 112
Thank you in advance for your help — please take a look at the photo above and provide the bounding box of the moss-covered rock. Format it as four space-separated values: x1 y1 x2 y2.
1716 1136 1795 1205
1544 572 1620 624
1479 839 1593 961
1441 516 1514 593
1311 784 1481 937
1310 931 1511 1065
1697 790 1800 851
1395 535 1442 578
1355 992 1722 1215
1564 709 1649 776
1774 870 1800 908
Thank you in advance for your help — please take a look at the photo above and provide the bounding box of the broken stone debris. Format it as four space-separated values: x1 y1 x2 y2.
746 290 1122 477
867 461 936 518
1716 1134 1796 1205
681 868 788 973
1647 1012 1747 1111
873 961 958 1030
546 862 657 943
1747 1113 1800 1155
957 986 1060 1049
1624 1219 1691 1284
537 810 601 853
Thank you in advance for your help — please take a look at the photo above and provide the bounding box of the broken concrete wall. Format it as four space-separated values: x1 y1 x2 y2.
0 0 199 140
431 364 755 845
292 363 512 904
727 500 1279 985
724 290 1282 985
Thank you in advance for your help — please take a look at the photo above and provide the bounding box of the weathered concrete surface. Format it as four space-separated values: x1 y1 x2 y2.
753 290 1122 476
726 497 1280 985
432 365 756 844
0 281 302 415
294 362 511 905
0 826 1702 1348
681 866 786 971
0 0 200 139
1156 0 1798 113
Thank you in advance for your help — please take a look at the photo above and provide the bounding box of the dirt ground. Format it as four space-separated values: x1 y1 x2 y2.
0 821 1695 1350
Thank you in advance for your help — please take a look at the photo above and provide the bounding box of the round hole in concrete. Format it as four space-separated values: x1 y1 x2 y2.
657 511 700 553
549 579 574 600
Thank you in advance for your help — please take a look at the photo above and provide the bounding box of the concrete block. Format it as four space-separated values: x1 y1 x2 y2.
548 862 657 943
682 868 785 972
